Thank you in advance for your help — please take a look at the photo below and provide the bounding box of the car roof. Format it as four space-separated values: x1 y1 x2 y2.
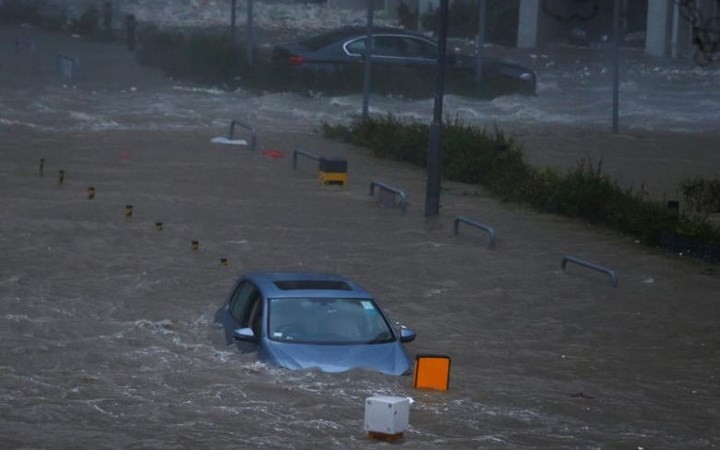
242 271 373 299
296 26 433 50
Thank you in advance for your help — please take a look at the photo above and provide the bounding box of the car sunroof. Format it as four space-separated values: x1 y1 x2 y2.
274 280 352 291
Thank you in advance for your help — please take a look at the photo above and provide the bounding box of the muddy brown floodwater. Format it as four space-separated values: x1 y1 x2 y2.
1 127 718 449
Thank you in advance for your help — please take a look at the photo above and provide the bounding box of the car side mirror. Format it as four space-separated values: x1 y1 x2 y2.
399 328 416 343
232 327 256 341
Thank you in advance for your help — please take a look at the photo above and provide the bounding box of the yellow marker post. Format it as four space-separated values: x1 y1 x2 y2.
87 187 96 199
318 157 348 186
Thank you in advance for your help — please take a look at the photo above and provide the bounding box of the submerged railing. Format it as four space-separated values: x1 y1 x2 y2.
228 119 257 152
369 180 407 214
453 216 496 249
561 255 618 287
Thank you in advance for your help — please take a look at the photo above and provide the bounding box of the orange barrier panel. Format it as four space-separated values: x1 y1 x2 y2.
413 354 451 391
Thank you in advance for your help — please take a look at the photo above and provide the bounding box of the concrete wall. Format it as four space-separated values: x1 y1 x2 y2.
645 0 672 57
517 0 540 48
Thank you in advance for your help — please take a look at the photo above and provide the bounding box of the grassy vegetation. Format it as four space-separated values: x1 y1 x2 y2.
0 0 45 25
323 115 720 260
0 0 111 36
135 28 247 86
398 0 520 47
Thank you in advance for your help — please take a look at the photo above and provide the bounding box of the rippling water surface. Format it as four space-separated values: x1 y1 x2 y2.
1 24 719 449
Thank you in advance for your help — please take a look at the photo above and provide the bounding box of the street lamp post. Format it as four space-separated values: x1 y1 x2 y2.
424 0 449 218
362 0 374 120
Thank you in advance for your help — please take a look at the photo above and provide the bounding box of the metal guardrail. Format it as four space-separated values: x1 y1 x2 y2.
561 256 618 287
292 149 320 169
453 216 496 249
228 119 257 152
56 54 78 81
369 180 407 214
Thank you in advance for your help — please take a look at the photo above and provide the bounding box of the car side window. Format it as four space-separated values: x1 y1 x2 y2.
229 281 257 322
345 37 366 55
404 37 436 59
373 36 402 57
245 295 264 338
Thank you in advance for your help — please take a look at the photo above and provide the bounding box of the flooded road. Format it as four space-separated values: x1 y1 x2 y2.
1 23 719 449
2 128 719 449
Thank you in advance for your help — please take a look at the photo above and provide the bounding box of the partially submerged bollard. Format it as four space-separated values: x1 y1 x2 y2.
364 396 409 443
318 157 348 186
191 240 199 251
124 205 133 219
87 187 96 199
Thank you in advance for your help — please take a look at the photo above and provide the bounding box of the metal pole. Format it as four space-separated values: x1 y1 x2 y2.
231 0 237 42
362 0 374 120
424 0 449 218
475 0 487 82
246 0 254 67
612 0 620 133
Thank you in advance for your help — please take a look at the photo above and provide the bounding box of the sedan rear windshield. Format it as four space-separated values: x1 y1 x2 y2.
268 297 395 345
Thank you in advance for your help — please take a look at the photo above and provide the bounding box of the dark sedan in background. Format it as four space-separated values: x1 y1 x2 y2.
272 26 537 98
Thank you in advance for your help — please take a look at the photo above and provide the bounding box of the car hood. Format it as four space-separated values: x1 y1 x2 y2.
259 340 412 376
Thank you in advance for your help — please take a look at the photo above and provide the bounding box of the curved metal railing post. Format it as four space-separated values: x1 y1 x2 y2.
561 256 618 287
228 119 257 152
453 216 496 249
292 149 320 169
369 180 407 214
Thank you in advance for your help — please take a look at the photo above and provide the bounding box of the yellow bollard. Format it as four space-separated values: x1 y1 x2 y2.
58 170 65 185
87 187 96 199
191 240 199 251
219 258 228 267
124 205 133 219
155 222 163 231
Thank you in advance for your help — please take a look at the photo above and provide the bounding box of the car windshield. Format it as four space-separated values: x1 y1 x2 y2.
268 297 395 344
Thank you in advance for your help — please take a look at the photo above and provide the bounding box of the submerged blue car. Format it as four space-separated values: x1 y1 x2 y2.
214 271 417 376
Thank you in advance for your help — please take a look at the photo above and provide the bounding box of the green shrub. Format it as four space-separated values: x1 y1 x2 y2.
324 115 720 256
420 0 520 46
682 177 720 219
136 29 246 85
0 0 45 24
396 1 419 30
70 4 99 37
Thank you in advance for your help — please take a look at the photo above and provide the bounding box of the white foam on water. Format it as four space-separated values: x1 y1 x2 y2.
210 137 247 145
4 314 48 323
171 85 228 96
0 118 41 128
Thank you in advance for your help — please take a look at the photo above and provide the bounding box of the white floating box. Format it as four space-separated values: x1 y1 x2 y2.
364 395 410 435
